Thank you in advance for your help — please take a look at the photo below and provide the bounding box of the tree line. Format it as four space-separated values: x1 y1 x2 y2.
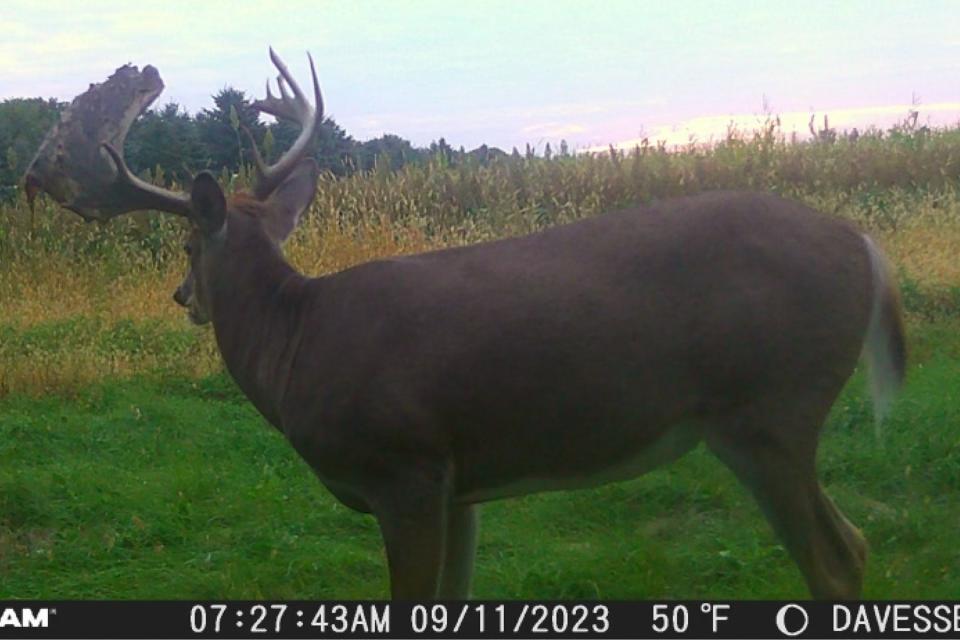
0 88 515 199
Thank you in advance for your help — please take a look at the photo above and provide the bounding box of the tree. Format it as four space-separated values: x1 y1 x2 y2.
356 134 423 172
429 137 455 164
125 102 205 185
313 118 358 175
0 98 64 194
466 144 507 165
267 116 357 176
195 88 265 173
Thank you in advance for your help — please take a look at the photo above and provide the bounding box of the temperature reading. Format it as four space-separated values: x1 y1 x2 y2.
652 605 688 633
651 603 730 634
701 603 730 632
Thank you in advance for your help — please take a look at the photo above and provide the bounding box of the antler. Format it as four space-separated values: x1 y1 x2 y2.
22 63 190 221
101 143 191 216
244 48 324 200
24 48 323 221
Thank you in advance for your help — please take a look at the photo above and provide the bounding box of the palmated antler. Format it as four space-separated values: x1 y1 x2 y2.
244 47 324 200
22 63 190 221
23 48 322 221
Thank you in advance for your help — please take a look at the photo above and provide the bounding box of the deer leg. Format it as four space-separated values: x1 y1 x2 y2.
706 418 867 599
438 504 478 599
372 467 450 599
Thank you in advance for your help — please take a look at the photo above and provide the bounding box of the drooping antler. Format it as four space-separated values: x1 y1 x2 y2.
245 47 324 200
23 49 323 221
22 63 190 221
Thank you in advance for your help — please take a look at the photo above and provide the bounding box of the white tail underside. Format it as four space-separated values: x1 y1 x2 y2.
861 233 901 436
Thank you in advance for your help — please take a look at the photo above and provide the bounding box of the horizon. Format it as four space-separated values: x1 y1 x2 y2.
2 1 959 151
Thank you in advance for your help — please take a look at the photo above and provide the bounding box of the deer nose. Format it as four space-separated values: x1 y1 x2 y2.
173 287 187 306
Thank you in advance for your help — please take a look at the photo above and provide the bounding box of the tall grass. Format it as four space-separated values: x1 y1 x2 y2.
1 119 959 396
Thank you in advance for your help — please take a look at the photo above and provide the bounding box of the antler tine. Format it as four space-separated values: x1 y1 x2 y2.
277 75 291 102
253 48 311 123
309 52 324 125
270 46 305 102
101 143 191 216
250 49 324 200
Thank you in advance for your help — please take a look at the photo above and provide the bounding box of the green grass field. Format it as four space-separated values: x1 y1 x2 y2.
0 317 957 599
2 124 960 599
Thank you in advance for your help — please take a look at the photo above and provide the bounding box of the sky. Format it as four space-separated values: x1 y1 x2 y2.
1 0 959 152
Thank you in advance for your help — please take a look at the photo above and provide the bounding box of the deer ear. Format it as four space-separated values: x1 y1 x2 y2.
263 159 319 243
190 172 226 236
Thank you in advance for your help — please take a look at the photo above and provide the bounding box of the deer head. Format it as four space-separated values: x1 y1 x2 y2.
24 48 324 325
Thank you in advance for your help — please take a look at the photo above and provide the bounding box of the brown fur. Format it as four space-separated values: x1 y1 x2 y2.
181 188 906 599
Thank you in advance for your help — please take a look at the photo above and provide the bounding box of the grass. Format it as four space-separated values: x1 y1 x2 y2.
1 120 959 598
0 320 957 599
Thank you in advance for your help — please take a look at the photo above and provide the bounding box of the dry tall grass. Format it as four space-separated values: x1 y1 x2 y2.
2 121 959 396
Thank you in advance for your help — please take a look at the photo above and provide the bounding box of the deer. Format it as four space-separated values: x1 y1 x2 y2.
24 49 906 600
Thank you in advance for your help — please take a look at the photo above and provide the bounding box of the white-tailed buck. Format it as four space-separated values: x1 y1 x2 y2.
25 50 906 599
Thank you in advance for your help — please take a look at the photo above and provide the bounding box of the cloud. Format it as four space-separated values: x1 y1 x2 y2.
345 97 666 146
589 102 960 151
521 122 586 137
0 18 33 39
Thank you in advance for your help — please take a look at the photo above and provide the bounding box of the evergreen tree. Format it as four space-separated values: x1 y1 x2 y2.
195 88 265 173
0 98 64 195
126 102 205 184
267 116 357 175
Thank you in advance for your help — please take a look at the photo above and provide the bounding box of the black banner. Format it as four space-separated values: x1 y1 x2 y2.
1 601 959 639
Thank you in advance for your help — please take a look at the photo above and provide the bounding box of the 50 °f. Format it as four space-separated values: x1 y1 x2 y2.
651 603 730 634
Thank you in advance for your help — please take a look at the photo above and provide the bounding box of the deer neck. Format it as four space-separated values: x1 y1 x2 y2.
206 222 309 428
